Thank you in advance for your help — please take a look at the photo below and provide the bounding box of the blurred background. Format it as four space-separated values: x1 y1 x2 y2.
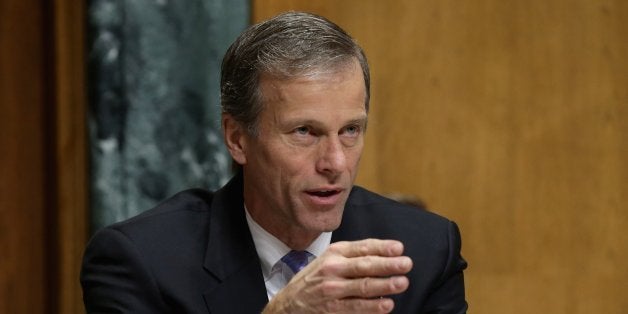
1 0 626 313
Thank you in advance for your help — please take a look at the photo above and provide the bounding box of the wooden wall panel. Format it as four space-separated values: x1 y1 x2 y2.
0 0 87 313
50 1 88 313
0 0 49 312
253 1 628 313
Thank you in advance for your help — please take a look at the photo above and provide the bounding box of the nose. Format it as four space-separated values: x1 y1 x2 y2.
315 136 347 178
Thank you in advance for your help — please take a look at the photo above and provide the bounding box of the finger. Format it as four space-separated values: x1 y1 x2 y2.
329 239 404 258
339 255 413 278
322 275 409 299
325 297 396 314
350 275 409 299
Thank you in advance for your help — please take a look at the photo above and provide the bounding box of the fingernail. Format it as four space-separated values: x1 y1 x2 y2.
389 241 403 255
379 299 394 312
402 257 412 269
393 276 407 288
394 257 411 271
394 241 403 253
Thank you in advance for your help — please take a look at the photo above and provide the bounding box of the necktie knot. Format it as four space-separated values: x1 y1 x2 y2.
281 250 313 274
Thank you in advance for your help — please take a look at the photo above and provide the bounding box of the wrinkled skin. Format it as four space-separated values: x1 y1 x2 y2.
264 239 412 314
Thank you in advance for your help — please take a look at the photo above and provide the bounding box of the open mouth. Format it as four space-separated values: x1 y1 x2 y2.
306 190 341 197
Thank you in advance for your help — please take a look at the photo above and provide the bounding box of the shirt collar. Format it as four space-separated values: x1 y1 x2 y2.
244 206 331 280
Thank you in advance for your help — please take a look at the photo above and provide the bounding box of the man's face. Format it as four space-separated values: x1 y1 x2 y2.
238 60 367 247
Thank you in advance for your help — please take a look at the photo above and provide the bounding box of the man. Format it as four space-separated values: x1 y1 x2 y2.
81 12 467 313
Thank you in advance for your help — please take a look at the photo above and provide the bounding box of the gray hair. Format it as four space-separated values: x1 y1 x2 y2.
220 11 370 135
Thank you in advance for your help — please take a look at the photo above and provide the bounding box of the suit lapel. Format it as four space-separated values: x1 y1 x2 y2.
202 174 268 313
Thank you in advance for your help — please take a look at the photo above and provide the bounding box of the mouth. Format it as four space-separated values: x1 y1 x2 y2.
304 188 345 206
305 189 342 197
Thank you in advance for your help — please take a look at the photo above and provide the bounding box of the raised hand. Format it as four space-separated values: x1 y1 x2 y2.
264 239 413 314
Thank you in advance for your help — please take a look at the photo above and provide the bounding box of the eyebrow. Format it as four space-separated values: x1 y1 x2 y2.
346 117 369 128
285 116 368 128
359 117 369 131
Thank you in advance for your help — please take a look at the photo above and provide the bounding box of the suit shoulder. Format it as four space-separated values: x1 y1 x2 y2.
116 188 212 222
347 185 450 225
342 185 463 265
84 188 215 273
96 188 214 241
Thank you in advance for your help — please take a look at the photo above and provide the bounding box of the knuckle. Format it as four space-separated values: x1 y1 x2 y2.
328 242 345 254
324 299 342 312
359 278 371 296
320 280 344 298
353 256 372 273
358 242 370 255
387 259 400 272
319 258 342 276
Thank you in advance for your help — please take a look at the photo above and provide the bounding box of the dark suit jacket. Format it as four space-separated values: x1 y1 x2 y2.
81 174 467 313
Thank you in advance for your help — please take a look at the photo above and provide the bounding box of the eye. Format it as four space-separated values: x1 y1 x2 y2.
294 126 310 135
342 125 361 137
288 125 317 146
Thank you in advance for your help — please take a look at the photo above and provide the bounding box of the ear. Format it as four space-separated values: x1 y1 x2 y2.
222 114 248 165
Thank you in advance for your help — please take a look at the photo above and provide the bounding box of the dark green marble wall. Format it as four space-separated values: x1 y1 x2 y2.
87 0 249 232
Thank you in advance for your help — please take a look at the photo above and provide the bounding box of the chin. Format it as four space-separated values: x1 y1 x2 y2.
304 213 343 233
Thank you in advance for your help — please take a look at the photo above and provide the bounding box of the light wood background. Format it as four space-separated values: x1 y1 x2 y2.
254 1 628 313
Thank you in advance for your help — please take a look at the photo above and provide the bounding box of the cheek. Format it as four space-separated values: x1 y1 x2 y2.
262 154 308 188
347 146 364 167
274 147 316 173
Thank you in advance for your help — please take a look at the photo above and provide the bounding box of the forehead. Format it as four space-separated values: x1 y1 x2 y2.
257 60 367 114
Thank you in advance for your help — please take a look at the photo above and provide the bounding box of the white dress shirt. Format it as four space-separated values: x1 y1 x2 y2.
244 207 331 300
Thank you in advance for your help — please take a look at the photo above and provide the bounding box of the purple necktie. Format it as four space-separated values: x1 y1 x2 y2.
281 250 313 274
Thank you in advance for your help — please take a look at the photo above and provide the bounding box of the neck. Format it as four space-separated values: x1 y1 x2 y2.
247 207 320 250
